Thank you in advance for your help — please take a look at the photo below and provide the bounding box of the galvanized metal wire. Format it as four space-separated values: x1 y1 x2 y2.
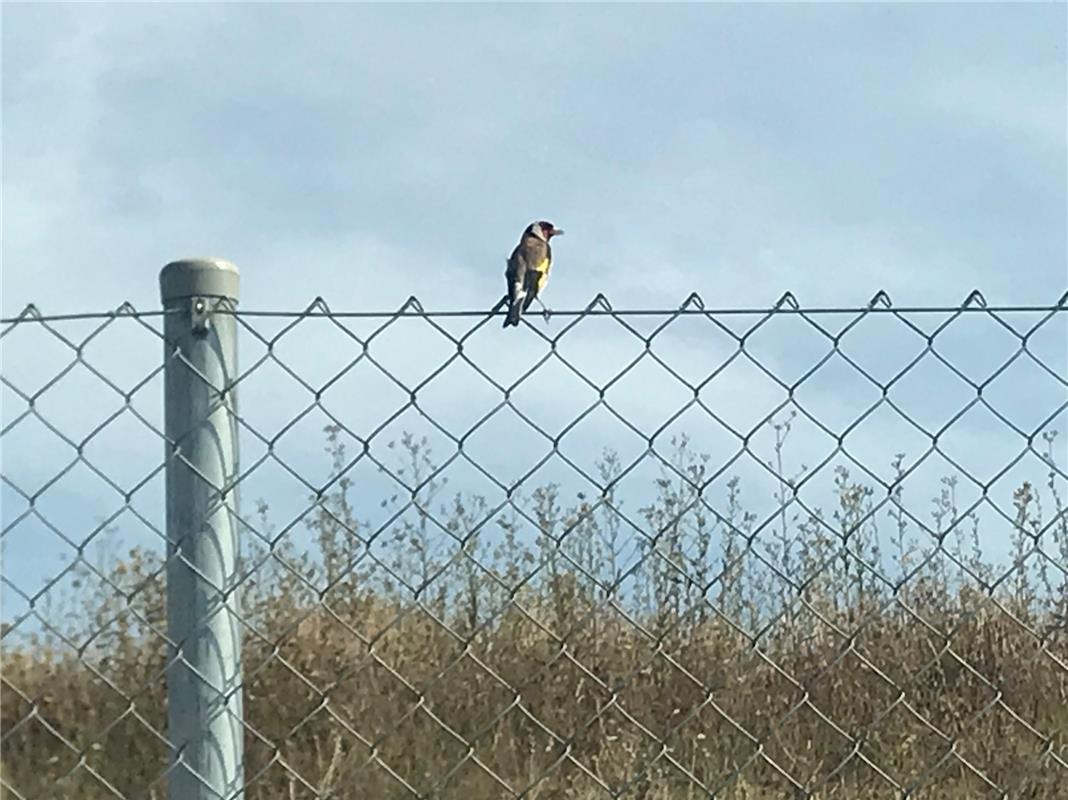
2 291 1067 799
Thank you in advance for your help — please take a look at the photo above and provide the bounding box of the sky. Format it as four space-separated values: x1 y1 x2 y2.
2 3 1067 635
4 2 1066 313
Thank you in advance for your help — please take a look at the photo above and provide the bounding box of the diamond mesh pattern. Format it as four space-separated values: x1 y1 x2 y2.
2 292 1067 799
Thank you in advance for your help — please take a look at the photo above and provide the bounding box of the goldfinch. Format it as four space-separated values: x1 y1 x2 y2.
503 220 564 327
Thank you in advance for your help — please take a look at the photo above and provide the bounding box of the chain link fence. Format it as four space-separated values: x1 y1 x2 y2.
2 259 1066 799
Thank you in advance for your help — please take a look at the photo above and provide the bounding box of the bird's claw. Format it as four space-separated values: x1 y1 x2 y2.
542 308 552 324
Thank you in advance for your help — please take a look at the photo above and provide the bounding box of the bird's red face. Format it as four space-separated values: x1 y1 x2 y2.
537 221 564 239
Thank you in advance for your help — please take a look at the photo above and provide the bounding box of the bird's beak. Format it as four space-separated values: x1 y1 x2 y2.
551 228 565 237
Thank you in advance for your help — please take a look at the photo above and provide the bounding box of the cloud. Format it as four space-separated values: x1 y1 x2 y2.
5 3 1066 318
925 64 1067 153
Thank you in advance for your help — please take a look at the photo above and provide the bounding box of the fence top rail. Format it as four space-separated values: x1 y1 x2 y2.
3 290 1067 326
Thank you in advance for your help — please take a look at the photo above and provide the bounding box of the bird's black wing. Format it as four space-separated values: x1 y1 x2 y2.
506 247 529 303
503 246 531 327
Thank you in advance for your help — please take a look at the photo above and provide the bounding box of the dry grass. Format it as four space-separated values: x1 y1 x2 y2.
3 430 1067 799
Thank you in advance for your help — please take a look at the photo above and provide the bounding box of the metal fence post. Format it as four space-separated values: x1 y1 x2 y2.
160 258 244 800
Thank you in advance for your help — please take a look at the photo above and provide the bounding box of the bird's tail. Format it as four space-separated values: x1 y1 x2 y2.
503 300 522 328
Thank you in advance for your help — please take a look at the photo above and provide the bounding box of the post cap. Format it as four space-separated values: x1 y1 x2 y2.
160 258 240 303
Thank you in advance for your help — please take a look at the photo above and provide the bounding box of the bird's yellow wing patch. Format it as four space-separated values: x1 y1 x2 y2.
534 258 551 295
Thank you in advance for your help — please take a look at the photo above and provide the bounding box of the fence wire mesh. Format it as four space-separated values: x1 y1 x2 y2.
2 291 1067 800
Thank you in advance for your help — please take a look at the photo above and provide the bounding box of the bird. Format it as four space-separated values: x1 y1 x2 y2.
502 220 564 328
